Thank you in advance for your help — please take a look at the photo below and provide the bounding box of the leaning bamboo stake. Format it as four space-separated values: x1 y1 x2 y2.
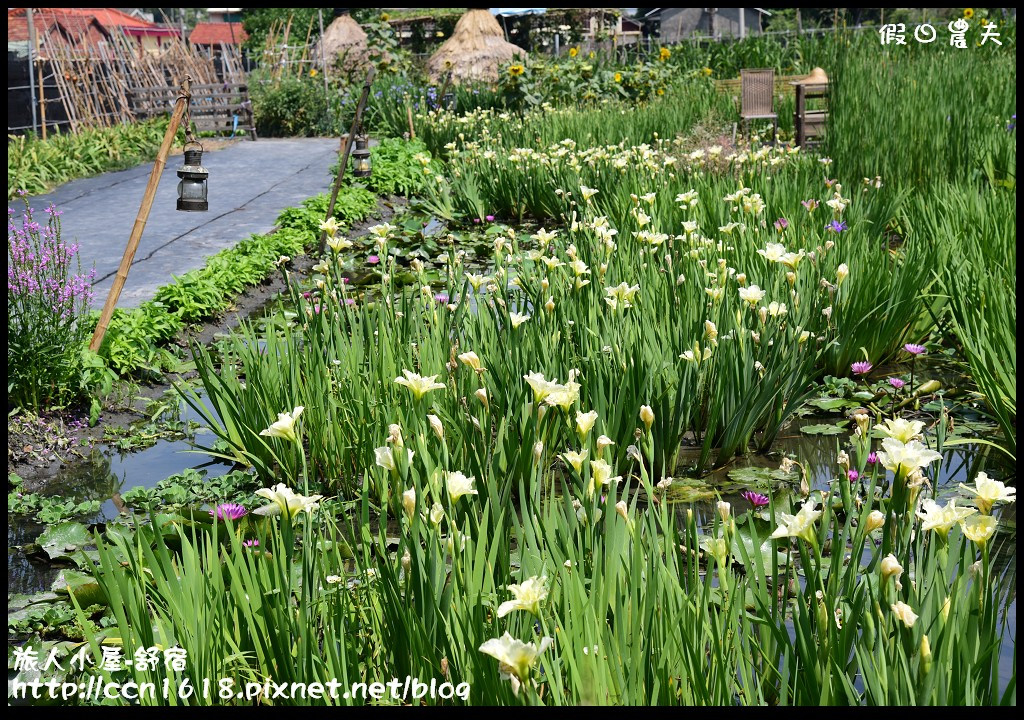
318 67 376 256
89 76 192 352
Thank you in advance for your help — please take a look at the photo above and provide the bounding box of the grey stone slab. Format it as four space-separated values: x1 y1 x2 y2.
25 137 339 308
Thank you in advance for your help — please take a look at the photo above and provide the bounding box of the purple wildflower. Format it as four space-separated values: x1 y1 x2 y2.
741 490 770 508
888 377 906 390
210 503 247 521
851 361 873 375
367 255 380 265
345 298 356 306
243 539 260 548
867 452 878 465
473 218 481 224
434 292 450 303
826 220 848 233
904 343 926 355
847 470 859 482
774 217 788 231
801 199 819 211
486 214 495 222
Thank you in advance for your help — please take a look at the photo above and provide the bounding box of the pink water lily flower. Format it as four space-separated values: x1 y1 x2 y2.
741 490 770 508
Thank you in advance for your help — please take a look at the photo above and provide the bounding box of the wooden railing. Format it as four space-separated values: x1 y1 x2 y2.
129 82 256 140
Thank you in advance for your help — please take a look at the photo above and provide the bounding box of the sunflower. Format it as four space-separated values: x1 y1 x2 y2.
963 8 974 19
508 64 525 77
569 47 579 58
659 47 671 61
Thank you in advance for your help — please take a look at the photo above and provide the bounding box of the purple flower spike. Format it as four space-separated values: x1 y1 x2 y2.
826 220 848 233
210 503 247 521
851 361 873 375
888 377 906 390
741 490 770 508
904 343 926 355
847 470 859 482
367 255 380 265
867 452 878 465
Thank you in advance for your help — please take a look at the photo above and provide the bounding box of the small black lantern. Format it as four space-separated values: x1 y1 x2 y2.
351 133 371 178
176 142 209 212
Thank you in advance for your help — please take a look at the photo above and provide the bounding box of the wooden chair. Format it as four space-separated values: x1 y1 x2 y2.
740 68 777 145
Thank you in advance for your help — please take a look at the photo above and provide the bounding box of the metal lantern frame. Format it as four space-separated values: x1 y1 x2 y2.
351 130 371 178
176 94 209 212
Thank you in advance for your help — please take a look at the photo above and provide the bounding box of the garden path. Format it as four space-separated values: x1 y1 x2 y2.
27 137 340 308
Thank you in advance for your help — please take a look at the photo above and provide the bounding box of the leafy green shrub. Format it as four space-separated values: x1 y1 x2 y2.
7 119 172 199
250 72 330 137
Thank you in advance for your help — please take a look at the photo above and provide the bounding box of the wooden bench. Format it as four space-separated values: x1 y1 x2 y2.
130 82 257 140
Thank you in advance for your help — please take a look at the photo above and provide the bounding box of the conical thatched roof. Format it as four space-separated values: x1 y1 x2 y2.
314 13 370 73
427 9 525 84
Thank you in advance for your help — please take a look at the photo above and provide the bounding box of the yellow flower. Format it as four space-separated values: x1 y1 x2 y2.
639 405 654 430
961 514 997 546
394 370 446 400
478 632 552 689
309 68 318 78
446 470 478 503
508 64 525 77
959 472 1016 514
659 47 671 61
891 601 918 628
576 410 599 438
963 8 974 19
702 67 712 77
864 510 885 533
613 72 622 83
254 483 323 518
562 448 589 473
497 575 548 617
656 87 665 96
380 12 390 22
259 406 304 443
569 47 579 58
880 554 904 590
916 498 976 538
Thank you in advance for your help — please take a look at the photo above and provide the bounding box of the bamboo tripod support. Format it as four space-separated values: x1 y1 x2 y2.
318 67 376 257
89 76 193 352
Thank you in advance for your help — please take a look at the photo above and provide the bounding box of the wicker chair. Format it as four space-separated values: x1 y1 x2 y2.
740 68 778 145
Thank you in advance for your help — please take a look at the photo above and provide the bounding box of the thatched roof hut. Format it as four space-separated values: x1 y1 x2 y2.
314 11 370 73
427 9 525 84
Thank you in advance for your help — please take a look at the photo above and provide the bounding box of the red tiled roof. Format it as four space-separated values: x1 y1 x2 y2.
189 22 247 46
8 8 173 47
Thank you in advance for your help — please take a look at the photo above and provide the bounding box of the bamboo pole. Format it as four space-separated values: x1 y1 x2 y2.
89 77 192 352
318 67 376 256
406 105 415 139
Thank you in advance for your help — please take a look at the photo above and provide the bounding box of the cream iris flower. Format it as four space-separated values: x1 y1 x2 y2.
961 514 997 546
319 217 340 237
509 312 531 328
770 500 821 543
576 410 599 438
524 372 561 404
394 370 446 400
873 417 926 444
891 601 918 628
259 406 304 443
254 483 323 518
875 437 942 475
446 471 478 502
959 472 1016 515
738 285 766 306
458 351 483 371
562 448 589 473
375 446 414 472
326 235 353 253
916 498 976 538
478 633 553 692
497 575 549 617
588 459 622 498
604 282 640 311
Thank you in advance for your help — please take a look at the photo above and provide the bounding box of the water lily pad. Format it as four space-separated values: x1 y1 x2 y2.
664 478 717 503
37 521 91 561
800 423 846 436
727 466 794 488
51 569 106 607
808 397 857 412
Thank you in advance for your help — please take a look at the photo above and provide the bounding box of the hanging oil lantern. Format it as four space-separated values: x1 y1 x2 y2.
351 133 371 178
176 142 209 212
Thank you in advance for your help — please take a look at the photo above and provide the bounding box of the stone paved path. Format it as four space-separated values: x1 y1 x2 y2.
27 137 339 307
